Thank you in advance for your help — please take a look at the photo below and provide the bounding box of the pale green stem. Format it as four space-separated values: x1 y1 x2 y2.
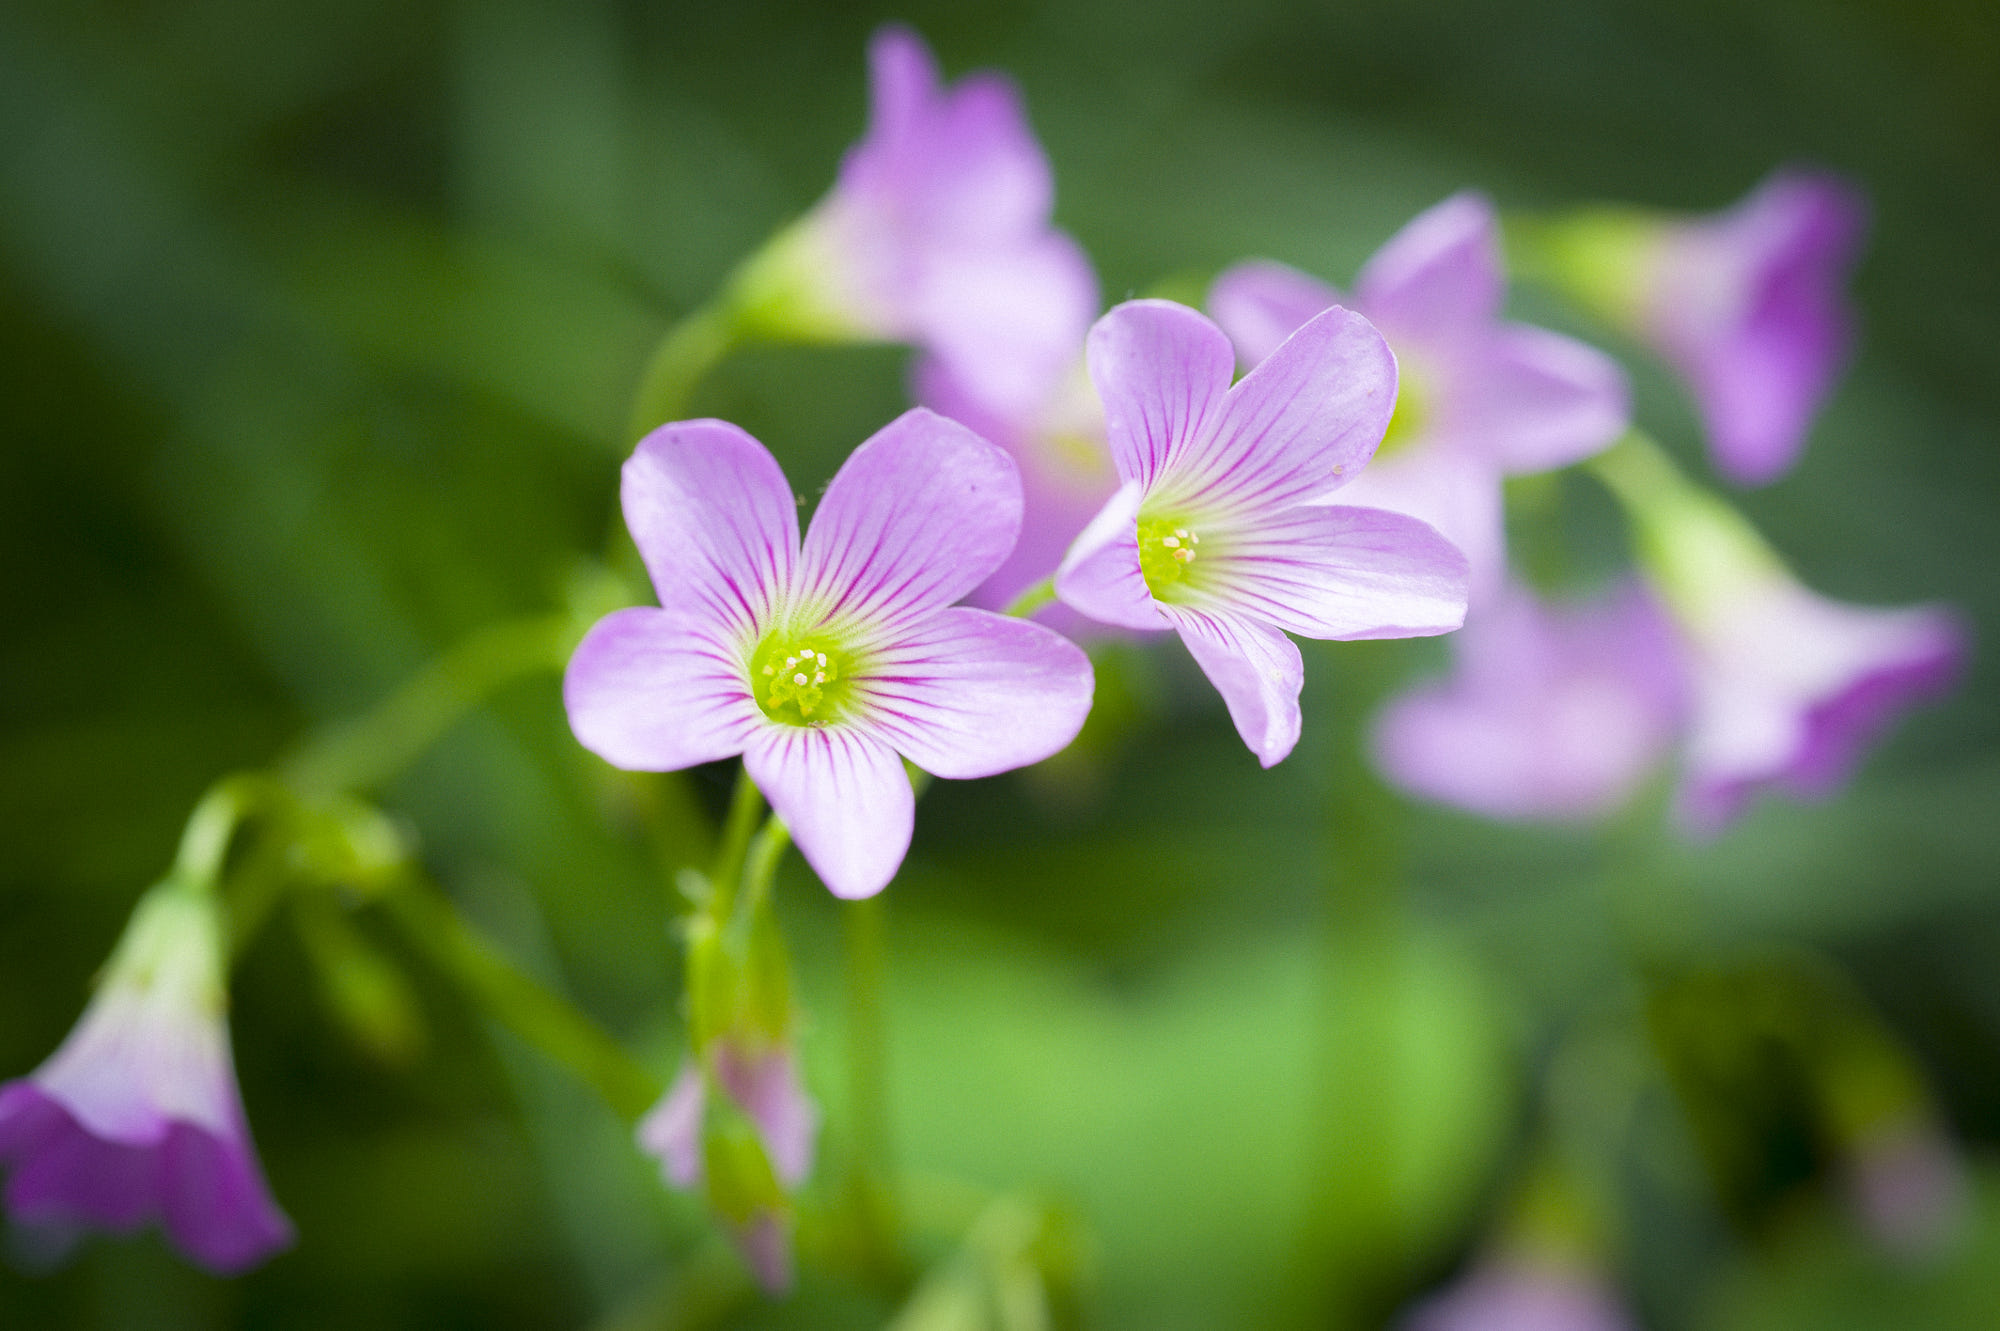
705 766 767 921
843 891 903 1283
733 814 791 938
1001 576 1056 619
628 303 742 444
381 877 663 1123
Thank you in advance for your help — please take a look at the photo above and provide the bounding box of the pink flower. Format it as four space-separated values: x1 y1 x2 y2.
564 408 1095 898
0 881 292 1274
1054 299 1469 766
731 27 1096 423
1402 1260 1638 1331
1211 193 1629 601
1373 580 1685 821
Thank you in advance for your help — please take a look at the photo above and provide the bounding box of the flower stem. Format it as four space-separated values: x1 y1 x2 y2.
283 613 574 797
380 877 663 1123
628 302 742 444
842 891 903 1284
1001 577 1056 619
706 766 767 918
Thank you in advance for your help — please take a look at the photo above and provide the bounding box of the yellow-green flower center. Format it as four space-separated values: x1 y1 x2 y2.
750 634 853 725
1137 516 1202 599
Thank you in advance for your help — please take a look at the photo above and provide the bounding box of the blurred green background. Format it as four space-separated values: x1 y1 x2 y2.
2 0 1997 1327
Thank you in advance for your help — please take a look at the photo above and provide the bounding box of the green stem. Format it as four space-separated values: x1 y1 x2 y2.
706 766 767 917
1001 577 1056 619
842 891 902 1282
381 878 663 1122
734 814 792 937
628 303 742 444
282 614 572 796
173 773 271 888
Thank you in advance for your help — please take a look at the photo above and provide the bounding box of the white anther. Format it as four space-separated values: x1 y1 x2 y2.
816 653 827 666
793 672 808 686
813 671 825 684
1161 535 1180 549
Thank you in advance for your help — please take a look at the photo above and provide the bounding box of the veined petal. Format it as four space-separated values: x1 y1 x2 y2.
564 607 760 771
860 607 1094 778
1208 260 1342 370
1161 607 1306 767
797 409 1023 634
1328 451 1506 603
1055 480 1170 630
744 726 914 899
1196 504 1469 641
1188 304 1398 512
1087 300 1235 491
623 421 798 639
1477 324 1631 473
1353 192 1503 340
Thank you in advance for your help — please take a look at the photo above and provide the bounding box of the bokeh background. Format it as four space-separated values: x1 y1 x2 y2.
3 0 1997 1327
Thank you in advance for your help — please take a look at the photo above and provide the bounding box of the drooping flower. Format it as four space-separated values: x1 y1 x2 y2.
726 26 1097 423
1372 579 1685 821
638 1041 817 1292
1053 299 1469 766
0 879 292 1274
1524 169 1866 485
1401 1259 1639 1331
1210 192 1629 601
1594 435 1963 832
565 408 1095 898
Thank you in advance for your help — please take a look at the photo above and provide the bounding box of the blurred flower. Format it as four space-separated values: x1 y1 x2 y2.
638 1040 817 1292
1595 436 1963 831
727 26 1097 422
1211 192 1629 601
0 879 292 1274
1373 579 1684 820
1527 169 1866 485
1402 1259 1639 1331
565 409 1095 897
1843 1115 1970 1262
1055 299 1468 766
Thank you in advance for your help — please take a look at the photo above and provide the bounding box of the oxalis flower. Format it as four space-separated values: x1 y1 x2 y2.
1210 192 1630 601
0 879 292 1273
565 408 1095 898
1402 1259 1639 1331
1054 299 1470 766
728 26 1096 423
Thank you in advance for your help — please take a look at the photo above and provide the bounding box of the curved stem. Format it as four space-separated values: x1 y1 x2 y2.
1001 577 1056 619
628 303 741 444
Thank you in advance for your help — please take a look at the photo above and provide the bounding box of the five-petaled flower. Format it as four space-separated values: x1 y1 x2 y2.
1054 299 1470 767
565 408 1095 898
1210 192 1630 601
0 879 293 1274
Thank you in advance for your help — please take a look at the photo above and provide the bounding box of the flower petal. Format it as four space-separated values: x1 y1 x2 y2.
636 1063 706 1189
796 408 1022 635
564 607 760 772
1326 448 1506 603
623 420 798 639
158 1121 294 1274
859 607 1094 778
1208 260 1342 370
1196 504 1469 641
1086 299 1235 491
1188 303 1399 512
744 726 914 899
1353 192 1503 340
714 1045 817 1187
911 230 1098 421
1055 480 1170 630
1475 324 1631 474
1161 607 1306 767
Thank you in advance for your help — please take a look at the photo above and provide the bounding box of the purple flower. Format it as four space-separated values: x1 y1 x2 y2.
1373 580 1685 821
1211 193 1629 601
0 881 292 1274
1843 1117 1969 1261
564 408 1095 898
1535 170 1866 485
1053 299 1469 766
731 26 1096 422
1402 1260 1638 1331
637 1042 816 1292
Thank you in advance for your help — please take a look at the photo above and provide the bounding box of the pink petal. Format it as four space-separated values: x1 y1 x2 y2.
622 420 798 640
1054 480 1171 630
1161 607 1306 767
1195 504 1469 641
796 409 1023 635
564 607 760 772
1207 260 1343 370
911 230 1098 420
860 607 1095 778
636 1062 706 1189
1319 450 1506 603
1190 303 1399 512
1354 192 1504 342
1086 299 1235 491
713 1045 817 1187
1475 324 1631 474
743 725 914 899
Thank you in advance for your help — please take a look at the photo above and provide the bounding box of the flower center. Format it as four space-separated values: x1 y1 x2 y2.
1137 517 1201 598
1375 362 1429 461
749 635 853 725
